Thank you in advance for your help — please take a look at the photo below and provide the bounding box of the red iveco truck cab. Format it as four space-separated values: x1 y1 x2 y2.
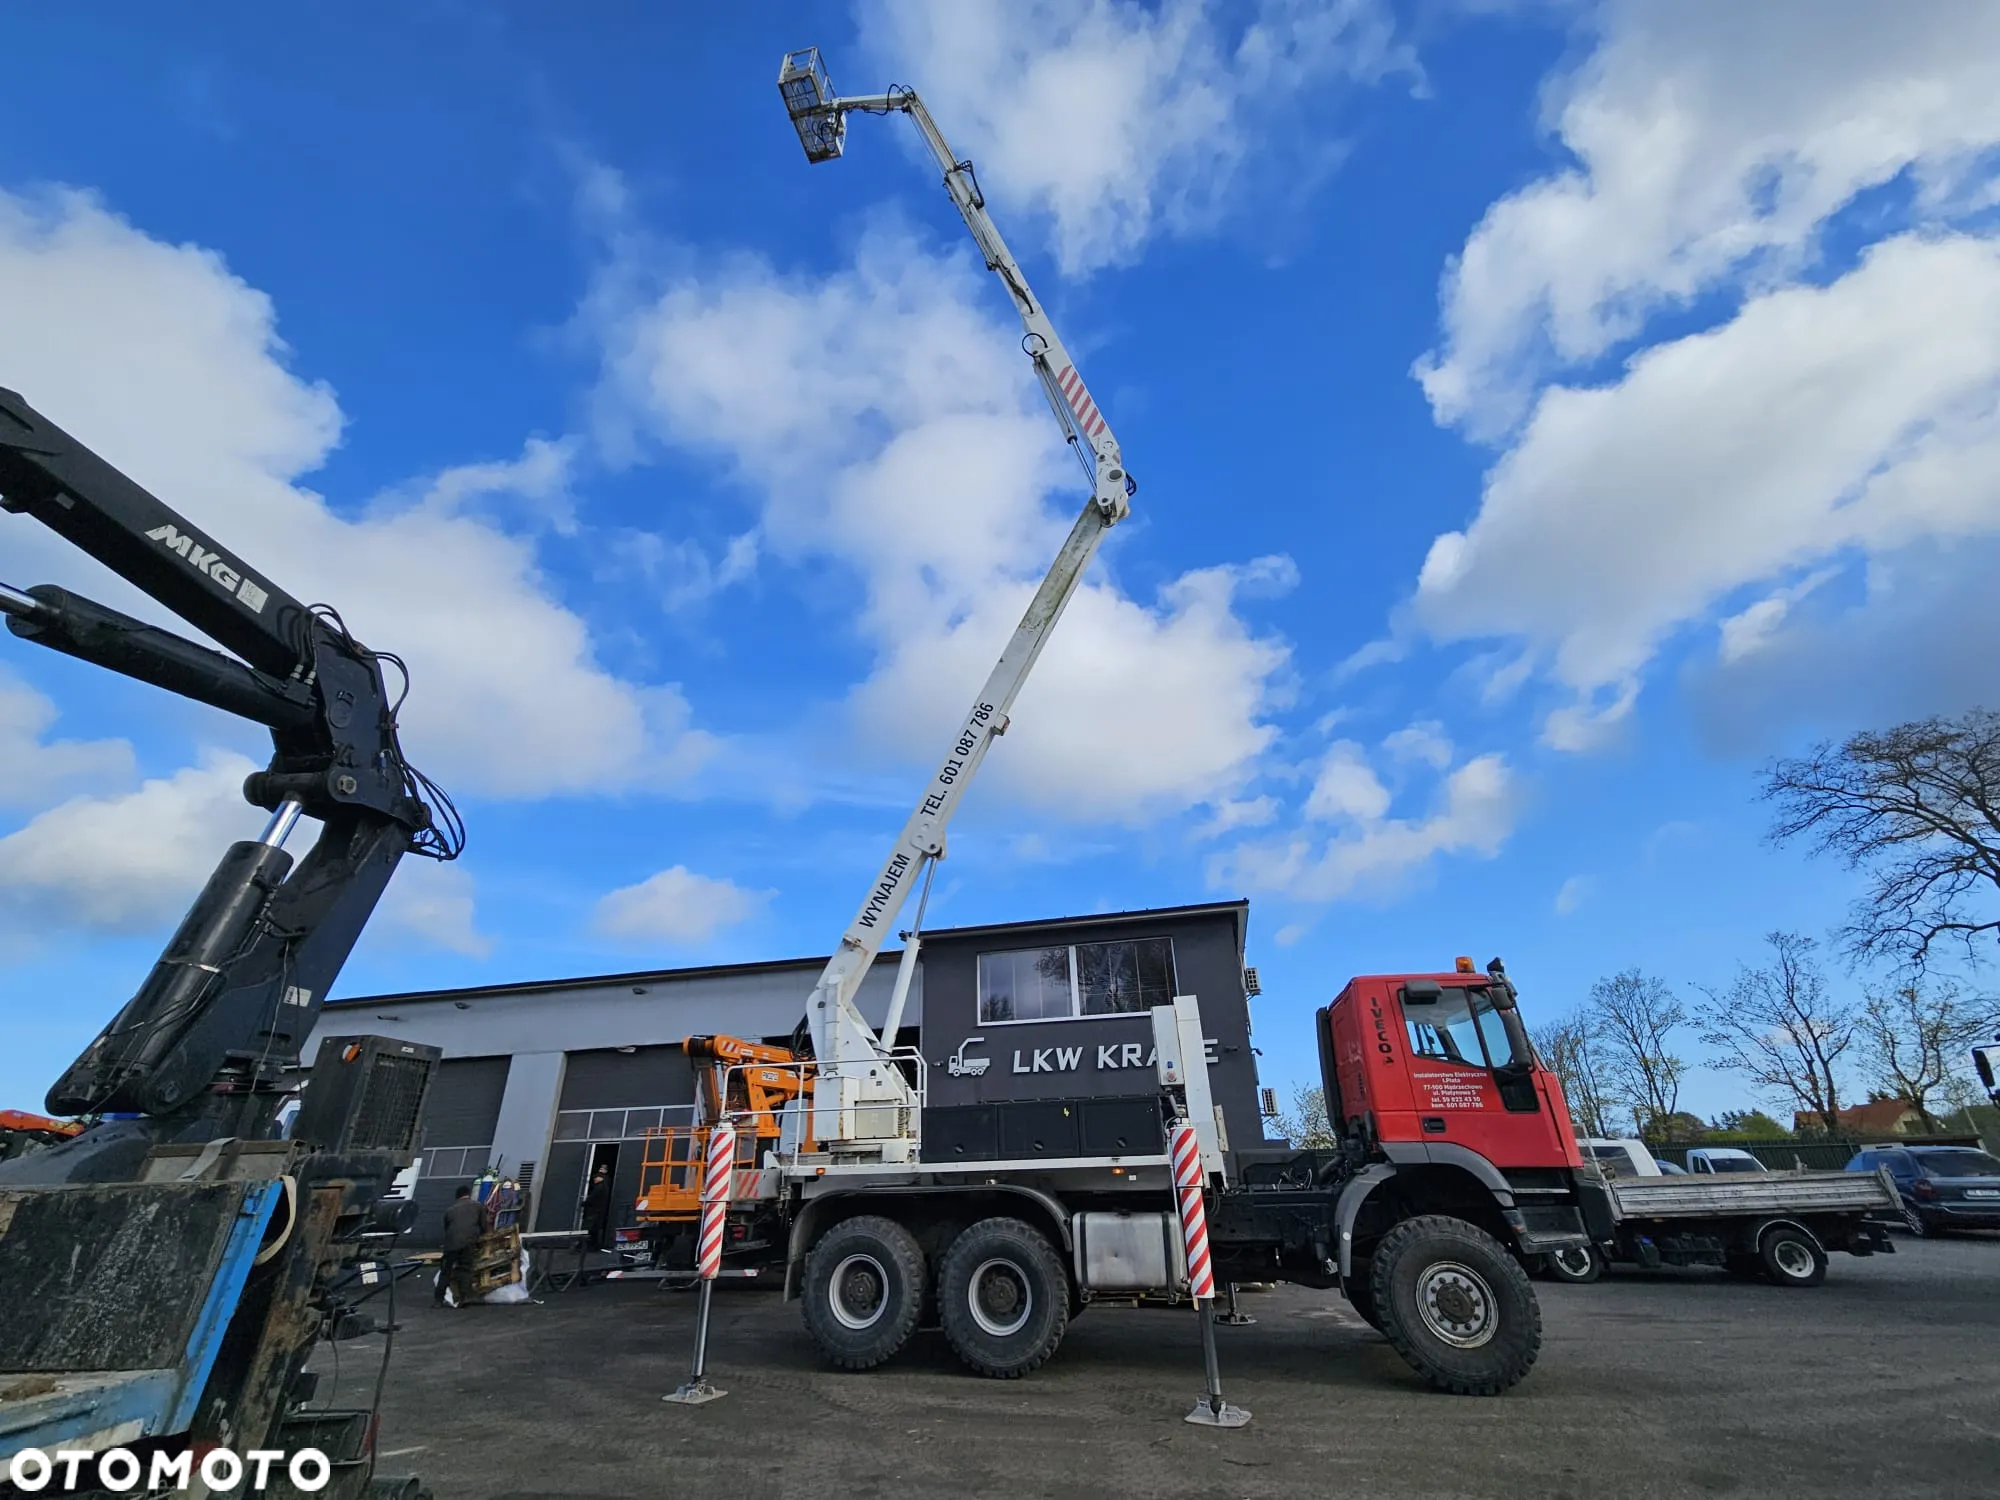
1200 958 1596 1391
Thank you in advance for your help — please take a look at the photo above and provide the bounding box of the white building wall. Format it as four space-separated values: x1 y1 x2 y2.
490 1050 564 1187
304 953 919 1193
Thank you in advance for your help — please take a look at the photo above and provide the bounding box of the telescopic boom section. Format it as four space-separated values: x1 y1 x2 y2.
778 49 1135 1141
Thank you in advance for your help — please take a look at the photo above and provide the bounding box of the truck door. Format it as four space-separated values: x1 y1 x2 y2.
1392 980 1569 1169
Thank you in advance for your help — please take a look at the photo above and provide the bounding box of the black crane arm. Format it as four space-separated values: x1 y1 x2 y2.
0 388 313 677
0 388 460 1150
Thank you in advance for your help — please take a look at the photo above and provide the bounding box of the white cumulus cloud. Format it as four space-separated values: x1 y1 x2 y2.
593 866 770 946
1304 741 1392 823
0 752 266 930
1416 0 2000 436
0 186 709 800
0 667 135 811
0 748 489 954
856 0 1415 274
365 860 491 960
1415 233 2000 731
1401 6 2000 746
592 224 1295 822
1217 746 1517 903
1553 875 1593 917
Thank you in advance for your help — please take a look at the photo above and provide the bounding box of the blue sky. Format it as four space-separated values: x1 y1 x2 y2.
5 2 1999 1125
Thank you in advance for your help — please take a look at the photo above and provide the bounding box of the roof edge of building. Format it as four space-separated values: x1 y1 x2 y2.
325 897 1250 1009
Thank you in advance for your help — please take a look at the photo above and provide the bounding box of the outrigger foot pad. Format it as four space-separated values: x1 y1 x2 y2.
663 1380 727 1406
1184 1397 1251 1428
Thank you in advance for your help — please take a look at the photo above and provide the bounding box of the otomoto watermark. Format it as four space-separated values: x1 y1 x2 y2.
6 1445 331 1493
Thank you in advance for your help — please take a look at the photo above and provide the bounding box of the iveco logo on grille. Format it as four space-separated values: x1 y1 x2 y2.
145 523 270 614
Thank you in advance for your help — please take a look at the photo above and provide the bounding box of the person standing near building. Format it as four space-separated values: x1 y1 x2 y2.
437 1184 485 1307
580 1163 614 1252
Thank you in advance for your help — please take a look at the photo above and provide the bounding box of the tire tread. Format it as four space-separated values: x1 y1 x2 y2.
802 1214 927 1371
1370 1214 1541 1396
938 1216 1069 1379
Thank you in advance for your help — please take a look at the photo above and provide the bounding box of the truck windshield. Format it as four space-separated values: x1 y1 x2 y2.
1405 985 1525 1070
1704 1158 1765 1173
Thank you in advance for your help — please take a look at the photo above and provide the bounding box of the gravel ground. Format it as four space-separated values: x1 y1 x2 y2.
346 1232 1998 1500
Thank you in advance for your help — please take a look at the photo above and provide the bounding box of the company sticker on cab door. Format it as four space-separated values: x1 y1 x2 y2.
1413 1071 1487 1110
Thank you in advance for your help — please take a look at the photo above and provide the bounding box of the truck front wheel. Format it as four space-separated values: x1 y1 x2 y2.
802 1215 927 1370
1344 1256 1385 1332
938 1217 1070 1378
1369 1215 1541 1396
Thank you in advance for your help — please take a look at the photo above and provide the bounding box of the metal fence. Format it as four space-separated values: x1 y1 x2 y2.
1644 1134 1985 1172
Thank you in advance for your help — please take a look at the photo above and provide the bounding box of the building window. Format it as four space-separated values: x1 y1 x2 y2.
552 1106 696 1142
420 1145 492 1178
977 937 1177 1024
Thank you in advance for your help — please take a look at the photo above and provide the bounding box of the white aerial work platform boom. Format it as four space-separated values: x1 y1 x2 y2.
777 48 1137 1159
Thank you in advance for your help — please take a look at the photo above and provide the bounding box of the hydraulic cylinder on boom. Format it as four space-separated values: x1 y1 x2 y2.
776 48 1137 1159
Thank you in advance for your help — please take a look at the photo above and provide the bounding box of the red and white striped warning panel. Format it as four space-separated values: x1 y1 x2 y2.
695 1121 737 1282
1169 1119 1214 1301
1055 364 1107 439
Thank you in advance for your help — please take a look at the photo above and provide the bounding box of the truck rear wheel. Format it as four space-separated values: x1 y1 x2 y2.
1369 1215 1541 1396
1757 1224 1827 1288
802 1215 927 1370
937 1216 1069 1378
1544 1244 1603 1284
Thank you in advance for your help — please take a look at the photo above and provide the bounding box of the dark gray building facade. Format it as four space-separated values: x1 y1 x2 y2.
916 902 1265 1164
308 899 1271 1243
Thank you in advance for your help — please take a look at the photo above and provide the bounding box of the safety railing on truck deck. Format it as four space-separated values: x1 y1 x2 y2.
635 1108 754 1225
724 1049 930 1167
633 1049 930 1221
772 1047 929 1168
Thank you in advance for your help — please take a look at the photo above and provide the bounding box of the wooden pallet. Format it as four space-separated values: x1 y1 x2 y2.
465 1227 522 1292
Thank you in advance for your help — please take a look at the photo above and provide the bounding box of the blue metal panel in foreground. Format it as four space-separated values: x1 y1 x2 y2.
0 1178 282 1461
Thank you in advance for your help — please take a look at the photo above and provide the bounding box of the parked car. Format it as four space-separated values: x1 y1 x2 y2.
1657 1158 1688 1175
1846 1145 2000 1236
1580 1138 1663 1179
1686 1147 1768 1175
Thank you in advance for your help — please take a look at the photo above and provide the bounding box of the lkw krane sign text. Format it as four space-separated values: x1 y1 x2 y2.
949 1036 1219 1077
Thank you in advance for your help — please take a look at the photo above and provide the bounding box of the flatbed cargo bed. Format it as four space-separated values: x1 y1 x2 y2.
1604 1167 1896 1222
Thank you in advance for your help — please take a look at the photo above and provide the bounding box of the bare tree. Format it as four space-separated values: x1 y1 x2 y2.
1274 1085 1336 1149
1698 932 1856 1135
1765 709 2000 972
1530 1015 1616 1140
1857 979 1994 1131
1588 970 1690 1136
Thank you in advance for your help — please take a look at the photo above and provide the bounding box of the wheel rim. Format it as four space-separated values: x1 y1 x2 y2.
1415 1261 1498 1349
1553 1247 1593 1279
967 1257 1033 1338
830 1252 890 1330
1770 1238 1814 1279
1903 1205 1926 1235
